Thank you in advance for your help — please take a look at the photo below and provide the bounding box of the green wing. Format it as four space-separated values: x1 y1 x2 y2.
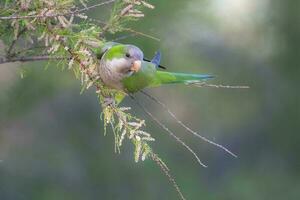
122 61 157 93
122 61 214 93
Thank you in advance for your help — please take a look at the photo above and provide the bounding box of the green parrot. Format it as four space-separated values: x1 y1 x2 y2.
98 43 214 94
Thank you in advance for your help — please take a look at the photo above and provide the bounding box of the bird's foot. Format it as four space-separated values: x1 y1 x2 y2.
103 97 115 107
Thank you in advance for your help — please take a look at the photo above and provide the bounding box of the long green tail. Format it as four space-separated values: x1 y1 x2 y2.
152 71 214 86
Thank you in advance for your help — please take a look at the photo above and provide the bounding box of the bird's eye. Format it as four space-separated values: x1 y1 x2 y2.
125 53 130 58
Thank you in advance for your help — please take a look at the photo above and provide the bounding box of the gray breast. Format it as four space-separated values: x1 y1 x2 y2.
98 59 124 90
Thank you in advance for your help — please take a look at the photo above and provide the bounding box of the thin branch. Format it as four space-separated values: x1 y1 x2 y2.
6 27 27 57
112 33 137 42
90 18 160 41
150 153 186 200
14 45 47 56
99 3 133 35
0 0 115 20
0 55 66 64
189 82 250 89
129 94 207 168
123 28 160 42
140 90 238 158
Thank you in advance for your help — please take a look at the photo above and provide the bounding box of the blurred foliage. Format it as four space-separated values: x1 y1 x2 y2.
0 0 168 177
0 0 300 200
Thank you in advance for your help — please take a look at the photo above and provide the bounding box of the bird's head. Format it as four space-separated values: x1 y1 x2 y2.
101 44 143 76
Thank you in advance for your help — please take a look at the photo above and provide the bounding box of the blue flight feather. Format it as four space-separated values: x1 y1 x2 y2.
151 51 161 67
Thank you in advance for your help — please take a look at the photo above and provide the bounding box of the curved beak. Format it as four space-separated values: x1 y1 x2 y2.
130 60 141 72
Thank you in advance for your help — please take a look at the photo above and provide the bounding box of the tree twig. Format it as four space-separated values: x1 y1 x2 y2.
0 0 115 20
123 28 160 42
0 55 67 64
14 45 47 56
89 17 160 42
129 94 207 168
189 82 250 89
140 90 238 158
150 153 186 200
6 27 27 57
112 33 137 42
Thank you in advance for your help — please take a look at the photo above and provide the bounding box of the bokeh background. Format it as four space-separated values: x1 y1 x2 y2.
1 0 299 199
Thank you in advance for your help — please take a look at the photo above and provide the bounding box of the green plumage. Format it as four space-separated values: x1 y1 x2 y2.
122 61 214 93
98 43 214 93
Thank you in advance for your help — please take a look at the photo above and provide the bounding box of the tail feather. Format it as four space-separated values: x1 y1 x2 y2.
154 71 214 86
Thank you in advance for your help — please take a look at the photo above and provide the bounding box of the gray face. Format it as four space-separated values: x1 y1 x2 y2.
113 45 144 75
99 44 144 90
125 45 144 61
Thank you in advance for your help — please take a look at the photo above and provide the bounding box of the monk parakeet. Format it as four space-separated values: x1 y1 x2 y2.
98 43 214 93
97 42 166 69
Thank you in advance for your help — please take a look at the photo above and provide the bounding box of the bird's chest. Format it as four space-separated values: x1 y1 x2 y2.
98 61 124 90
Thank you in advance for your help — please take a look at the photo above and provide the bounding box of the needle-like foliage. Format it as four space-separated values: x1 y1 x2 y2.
0 1 187 199
0 1 246 199
1 0 158 163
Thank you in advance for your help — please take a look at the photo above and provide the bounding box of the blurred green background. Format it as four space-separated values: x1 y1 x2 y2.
0 0 299 199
